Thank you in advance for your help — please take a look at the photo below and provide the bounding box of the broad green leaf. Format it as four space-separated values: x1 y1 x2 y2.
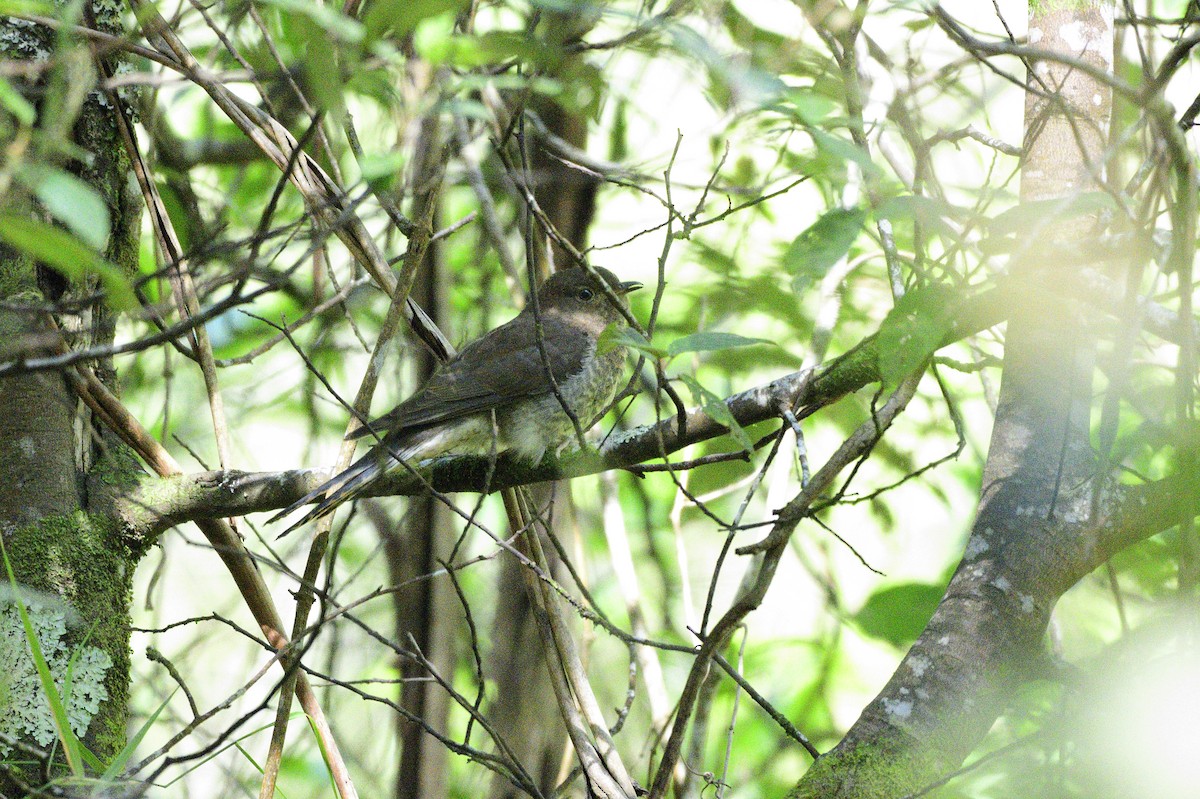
18 164 110 250
475 30 562 68
986 192 1116 236
876 194 961 239
0 0 54 10
807 128 879 177
277 9 354 117
853 582 944 646
365 0 470 38
259 0 364 41
667 331 773 358
598 326 667 359
679 373 753 451
0 76 36 125
670 24 788 110
357 151 406 184
419 28 486 66
784 207 866 294
0 215 137 311
875 284 960 388
722 2 791 55
780 88 837 125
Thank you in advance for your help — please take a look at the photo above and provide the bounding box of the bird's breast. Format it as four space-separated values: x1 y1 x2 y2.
499 344 627 463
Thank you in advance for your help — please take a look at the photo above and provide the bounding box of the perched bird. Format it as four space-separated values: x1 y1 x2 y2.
271 267 642 534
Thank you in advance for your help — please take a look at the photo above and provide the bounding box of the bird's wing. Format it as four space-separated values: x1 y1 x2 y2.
349 313 591 439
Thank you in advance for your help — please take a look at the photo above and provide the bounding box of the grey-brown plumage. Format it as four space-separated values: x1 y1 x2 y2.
271 267 641 534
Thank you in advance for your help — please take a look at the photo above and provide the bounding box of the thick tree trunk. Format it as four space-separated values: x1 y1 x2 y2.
0 7 145 792
790 4 1115 797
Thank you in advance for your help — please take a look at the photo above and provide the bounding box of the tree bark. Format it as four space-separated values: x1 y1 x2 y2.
0 6 145 791
790 3 1116 797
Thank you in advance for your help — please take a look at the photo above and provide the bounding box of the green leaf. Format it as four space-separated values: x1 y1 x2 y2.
259 0 364 41
598 326 667 358
853 582 944 646
102 688 177 780
780 88 837 125
667 331 773 358
875 194 962 240
357 150 406 185
306 712 339 795
61 621 105 773
670 24 788 110
808 128 879 177
0 0 55 11
903 15 937 31
17 165 110 250
875 284 960 388
986 192 1116 237
0 215 137 311
784 207 866 294
0 75 36 125
364 0 470 38
0 540 84 777
679 373 753 451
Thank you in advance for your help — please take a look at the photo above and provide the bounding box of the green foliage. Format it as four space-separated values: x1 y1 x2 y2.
980 192 1118 258
262 0 365 43
0 0 55 14
785 207 867 294
0 75 35 124
853 582 945 647
0 216 135 310
679 373 753 451
667 331 773 358
598 325 664 358
14 164 110 250
875 285 961 388
364 0 470 38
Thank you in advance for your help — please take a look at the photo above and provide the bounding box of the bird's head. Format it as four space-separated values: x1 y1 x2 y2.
536 267 642 331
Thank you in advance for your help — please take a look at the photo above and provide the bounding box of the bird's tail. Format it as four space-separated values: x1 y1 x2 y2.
269 424 457 537
269 446 392 537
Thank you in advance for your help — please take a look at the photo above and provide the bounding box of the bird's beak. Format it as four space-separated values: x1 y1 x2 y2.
616 280 643 295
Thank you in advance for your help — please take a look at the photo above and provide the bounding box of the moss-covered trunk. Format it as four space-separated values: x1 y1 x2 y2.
0 5 145 792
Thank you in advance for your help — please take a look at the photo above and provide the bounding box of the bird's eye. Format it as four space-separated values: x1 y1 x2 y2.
577 288 594 301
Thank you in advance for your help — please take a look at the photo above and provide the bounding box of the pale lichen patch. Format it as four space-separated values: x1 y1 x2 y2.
882 696 914 719
0 595 111 751
965 536 990 559
1059 20 1105 54
908 654 932 678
